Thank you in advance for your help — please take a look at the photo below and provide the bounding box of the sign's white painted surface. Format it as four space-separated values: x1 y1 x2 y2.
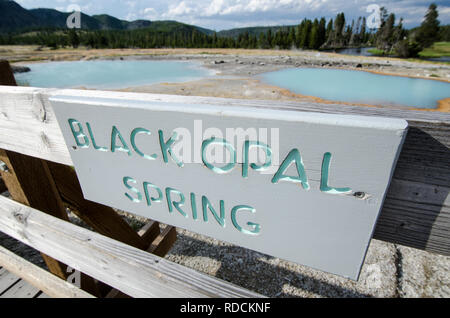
50 95 408 279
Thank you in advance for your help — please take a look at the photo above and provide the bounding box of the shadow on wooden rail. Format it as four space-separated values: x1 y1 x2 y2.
374 124 450 254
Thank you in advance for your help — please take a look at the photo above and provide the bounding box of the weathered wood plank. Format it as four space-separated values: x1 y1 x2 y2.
0 267 20 294
372 122 450 254
147 226 177 257
0 149 71 280
105 222 172 298
0 245 94 298
0 86 448 167
0 86 449 255
0 149 100 296
0 196 263 298
138 221 161 247
0 279 41 298
0 63 101 295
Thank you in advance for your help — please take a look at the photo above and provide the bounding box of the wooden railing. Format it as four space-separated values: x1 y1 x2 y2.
1 86 449 255
0 62 448 296
0 61 263 297
0 196 261 297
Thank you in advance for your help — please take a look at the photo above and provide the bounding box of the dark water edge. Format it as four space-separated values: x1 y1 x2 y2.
423 56 450 62
322 47 376 57
324 47 450 62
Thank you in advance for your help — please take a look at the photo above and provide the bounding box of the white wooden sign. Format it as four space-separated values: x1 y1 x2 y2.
50 95 408 279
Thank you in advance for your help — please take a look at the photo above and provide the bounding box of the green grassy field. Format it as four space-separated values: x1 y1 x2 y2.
419 42 450 58
366 42 450 64
367 48 386 56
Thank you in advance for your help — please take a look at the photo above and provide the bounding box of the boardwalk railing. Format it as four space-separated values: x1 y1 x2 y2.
0 83 448 296
0 196 261 297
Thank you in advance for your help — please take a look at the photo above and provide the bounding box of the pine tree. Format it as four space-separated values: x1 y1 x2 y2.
360 17 367 44
68 29 80 48
318 17 326 48
325 18 333 40
417 3 440 48
299 19 312 48
377 11 396 51
332 13 346 47
288 27 295 48
309 19 320 49
267 29 273 48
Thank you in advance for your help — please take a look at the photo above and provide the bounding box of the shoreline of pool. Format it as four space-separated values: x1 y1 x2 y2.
9 48 450 112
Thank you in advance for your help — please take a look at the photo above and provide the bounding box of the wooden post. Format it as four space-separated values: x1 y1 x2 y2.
0 60 180 296
0 149 99 295
0 177 6 193
147 226 177 257
0 60 17 86
0 60 99 296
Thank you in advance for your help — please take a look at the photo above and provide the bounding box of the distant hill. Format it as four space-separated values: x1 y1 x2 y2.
90 14 153 30
0 0 42 32
0 0 213 34
0 0 299 40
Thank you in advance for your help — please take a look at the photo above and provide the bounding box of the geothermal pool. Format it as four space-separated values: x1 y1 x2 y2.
260 68 450 109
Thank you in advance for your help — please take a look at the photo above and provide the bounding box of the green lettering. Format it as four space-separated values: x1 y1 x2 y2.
111 125 131 156
86 122 107 151
272 148 309 190
190 192 198 220
202 196 225 227
68 119 89 148
320 152 352 194
242 140 272 178
231 205 260 236
131 128 157 160
202 137 236 174
158 130 183 167
165 187 187 217
123 176 142 203
143 182 163 206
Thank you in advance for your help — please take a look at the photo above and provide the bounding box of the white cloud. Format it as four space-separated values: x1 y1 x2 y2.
13 0 450 30
165 1 194 17
141 7 158 20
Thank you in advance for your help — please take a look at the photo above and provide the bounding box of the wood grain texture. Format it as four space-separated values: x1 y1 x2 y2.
0 149 71 280
0 267 20 293
0 149 101 295
105 222 172 298
0 65 100 294
0 245 94 298
373 121 450 254
0 279 41 298
147 226 177 257
0 86 449 255
138 221 161 246
0 196 263 298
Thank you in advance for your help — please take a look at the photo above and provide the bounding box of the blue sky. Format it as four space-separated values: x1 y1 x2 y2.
15 0 450 31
